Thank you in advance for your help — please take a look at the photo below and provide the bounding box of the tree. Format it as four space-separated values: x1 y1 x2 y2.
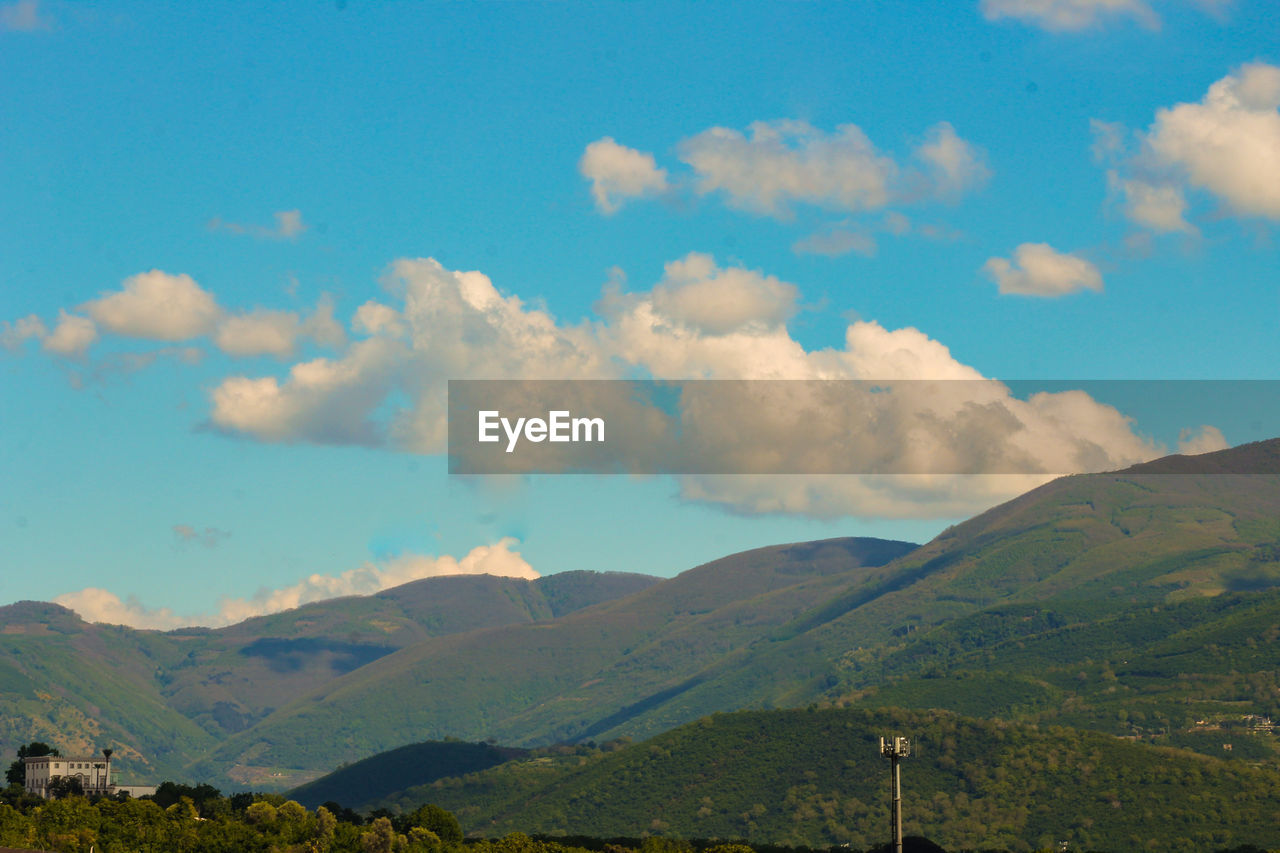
361 815 396 853
46 775 84 800
401 803 462 843
4 742 59 787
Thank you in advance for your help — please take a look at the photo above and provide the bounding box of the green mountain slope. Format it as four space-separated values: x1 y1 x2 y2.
0 570 658 788
196 538 917 778
580 443 1280 744
373 706 1280 853
0 602 219 783
7 439 1279 794
198 442 1280 786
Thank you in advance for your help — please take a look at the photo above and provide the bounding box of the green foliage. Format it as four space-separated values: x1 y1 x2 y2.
5 741 59 786
404 802 464 843
0 784 467 853
389 707 1280 852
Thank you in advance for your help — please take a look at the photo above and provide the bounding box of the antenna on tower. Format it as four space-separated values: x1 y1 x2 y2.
880 736 911 853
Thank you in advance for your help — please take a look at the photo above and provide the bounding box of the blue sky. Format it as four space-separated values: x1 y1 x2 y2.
1 0 1277 627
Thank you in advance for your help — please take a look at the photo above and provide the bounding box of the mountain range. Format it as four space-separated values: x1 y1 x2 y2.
2 439 1278 800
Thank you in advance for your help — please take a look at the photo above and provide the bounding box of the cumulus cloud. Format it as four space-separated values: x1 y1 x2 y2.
664 355 1163 517
1178 424 1230 455
83 270 222 340
302 294 347 348
980 0 1161 31
210 209 309 240
211 257 610 453
649 253 798 334
208 337 403 445
579 120 986 247
353 301 406 338
1108 173 1195 233
0 0 53 32
55 538 537 629
912 121 991 197
1099 64 1280 231
1144 63 1280 220
580 138 670 214
385 258 612 453
983 243 1104 296
215 537 537 626
0 314 48 350
214 309 302 358
42 311 98 357
41 253 1202 519
678 120 897 217
212 297 344 358
10 268 342 364
54 588 185 632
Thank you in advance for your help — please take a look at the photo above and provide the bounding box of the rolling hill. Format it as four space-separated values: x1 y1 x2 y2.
365 706 1280 852
205 442 1280 785
193 537 918 782
4 439 1279 795
0 570 660 785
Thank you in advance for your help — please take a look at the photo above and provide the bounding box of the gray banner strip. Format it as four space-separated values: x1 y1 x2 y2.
447 379 1279 475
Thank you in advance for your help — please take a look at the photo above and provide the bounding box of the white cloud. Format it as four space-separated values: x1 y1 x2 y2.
983 243 1104 297
664 355 1163 518
1178 424 1229 455
210 257 611 453
353 301 406 338
912 121 991 196
211 297 344 358
678 120 897 217
42 311 98 357
210 209 309 240
55 539 537 629
0 0 53 32
214 309 302 358
649 252 799 334
385 258 614 453
83 270 222 340
128 253 1200 520
214 537 537 626
581 120 987 235
0 314 48 350
1108 173 1195 233
54 588 186 631
209 337 403 446
302 294 346 348
1144 63 1280 220
1100 64 1280 231
980 0 1161 31
580 138 670 214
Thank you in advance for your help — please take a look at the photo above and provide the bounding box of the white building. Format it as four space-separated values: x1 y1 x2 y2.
24 750 112 799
